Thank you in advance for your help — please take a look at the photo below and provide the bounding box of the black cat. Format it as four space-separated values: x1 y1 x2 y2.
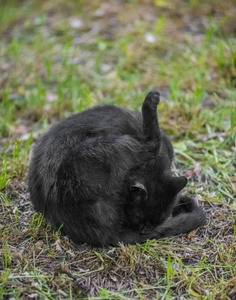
28 91 206 246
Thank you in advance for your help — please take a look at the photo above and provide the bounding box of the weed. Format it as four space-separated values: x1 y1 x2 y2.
0 157 8 191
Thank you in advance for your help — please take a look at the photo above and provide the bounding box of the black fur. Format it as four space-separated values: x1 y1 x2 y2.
28 91 206 246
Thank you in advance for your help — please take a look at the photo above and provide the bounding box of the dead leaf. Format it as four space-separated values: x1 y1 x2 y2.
187 230 196 240
185 163 202 179
18 86 25 95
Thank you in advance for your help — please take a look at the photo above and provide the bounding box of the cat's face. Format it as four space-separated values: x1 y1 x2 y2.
126 166 187 231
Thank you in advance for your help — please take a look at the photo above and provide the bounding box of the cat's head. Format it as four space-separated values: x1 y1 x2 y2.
125 91 188 230
126 167 187 230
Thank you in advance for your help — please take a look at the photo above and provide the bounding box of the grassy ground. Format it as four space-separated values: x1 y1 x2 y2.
0 0 235 299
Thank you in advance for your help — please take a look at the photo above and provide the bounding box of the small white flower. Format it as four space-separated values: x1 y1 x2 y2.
145 33 156 43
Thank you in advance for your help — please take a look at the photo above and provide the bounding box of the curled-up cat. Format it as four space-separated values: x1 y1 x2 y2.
28 91 206 246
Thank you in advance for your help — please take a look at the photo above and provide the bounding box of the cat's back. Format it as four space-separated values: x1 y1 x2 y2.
32 105 142 167
28 104 143 214
49 104 142 142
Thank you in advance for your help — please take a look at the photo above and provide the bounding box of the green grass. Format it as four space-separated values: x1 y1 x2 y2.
0 0 235 299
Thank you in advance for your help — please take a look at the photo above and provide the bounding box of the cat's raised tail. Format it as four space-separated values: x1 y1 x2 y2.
142 91 161 150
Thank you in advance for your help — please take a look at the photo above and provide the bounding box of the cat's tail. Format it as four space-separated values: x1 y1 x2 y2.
142 91 161 151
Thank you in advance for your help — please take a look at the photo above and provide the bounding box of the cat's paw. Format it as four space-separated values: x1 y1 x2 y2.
172 195 198 216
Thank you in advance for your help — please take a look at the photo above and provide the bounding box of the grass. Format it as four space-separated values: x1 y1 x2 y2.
0 0 235 299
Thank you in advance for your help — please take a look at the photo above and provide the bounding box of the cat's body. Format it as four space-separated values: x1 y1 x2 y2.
28 91 206 246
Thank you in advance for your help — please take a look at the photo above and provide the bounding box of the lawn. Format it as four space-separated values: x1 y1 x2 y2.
0 0 235 299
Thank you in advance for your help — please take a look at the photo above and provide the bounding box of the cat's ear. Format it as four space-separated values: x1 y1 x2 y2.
130 182 147 204
169 176 187 195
